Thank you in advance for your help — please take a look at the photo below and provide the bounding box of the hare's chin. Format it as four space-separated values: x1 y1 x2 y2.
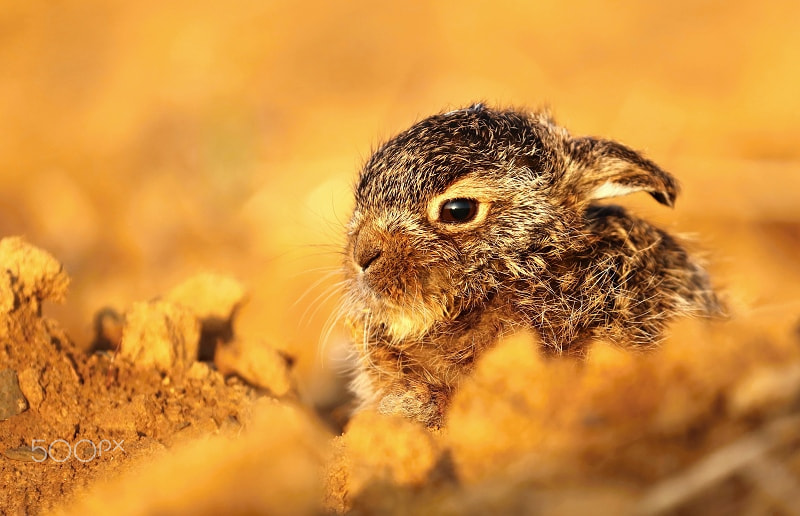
369 300 443 341
384 311 437 341
349 289 444 341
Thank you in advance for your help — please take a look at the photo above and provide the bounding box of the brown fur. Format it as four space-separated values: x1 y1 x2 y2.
341 104 723 426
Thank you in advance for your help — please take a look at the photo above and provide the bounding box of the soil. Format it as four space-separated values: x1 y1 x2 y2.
4 236 800 515
3 2 800 513
0 238 287 514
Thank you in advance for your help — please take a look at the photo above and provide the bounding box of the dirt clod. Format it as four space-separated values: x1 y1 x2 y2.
0 236 69 312
0 369 28 420
16 368 44 410
167 273 247 360
166 273 246 324
0 271 13 314
119 300 201 371
215 338 295 397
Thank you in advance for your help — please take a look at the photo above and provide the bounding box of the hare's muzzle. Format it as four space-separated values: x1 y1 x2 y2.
354 234 382 272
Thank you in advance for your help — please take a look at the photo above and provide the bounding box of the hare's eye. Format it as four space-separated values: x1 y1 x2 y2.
439 198 478 223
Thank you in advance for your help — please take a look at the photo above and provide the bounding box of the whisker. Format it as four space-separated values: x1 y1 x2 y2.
292 270 341 308
301 280 347 329
318 303 347 367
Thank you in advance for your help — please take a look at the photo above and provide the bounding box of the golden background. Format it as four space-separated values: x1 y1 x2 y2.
2 0 799 405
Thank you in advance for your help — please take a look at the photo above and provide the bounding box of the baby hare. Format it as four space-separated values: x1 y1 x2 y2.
342 104 723 426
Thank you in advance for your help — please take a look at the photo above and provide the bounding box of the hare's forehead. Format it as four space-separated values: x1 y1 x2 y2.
356 162 463 209
357 148 505 203
356 155 531 209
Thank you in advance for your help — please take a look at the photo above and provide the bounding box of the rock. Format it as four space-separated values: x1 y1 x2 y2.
120 301 201 371
3 446 47 462
0 369 28 420
16 368 44 410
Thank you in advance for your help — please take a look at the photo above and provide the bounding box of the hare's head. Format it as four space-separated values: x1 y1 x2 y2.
343 104 679 341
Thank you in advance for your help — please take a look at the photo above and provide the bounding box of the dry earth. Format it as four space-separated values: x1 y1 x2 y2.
2 1 800 514
1 236 800 515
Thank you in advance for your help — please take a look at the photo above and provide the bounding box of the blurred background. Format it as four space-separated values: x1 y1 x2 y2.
2 0 799 407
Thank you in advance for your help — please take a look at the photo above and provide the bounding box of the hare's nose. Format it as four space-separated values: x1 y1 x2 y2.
357 249 381 271
354 231 383 272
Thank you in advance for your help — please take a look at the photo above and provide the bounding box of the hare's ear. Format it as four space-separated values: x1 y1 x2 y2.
565 137 679 207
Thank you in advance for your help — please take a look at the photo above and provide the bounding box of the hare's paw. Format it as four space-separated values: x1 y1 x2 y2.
377 384 447 427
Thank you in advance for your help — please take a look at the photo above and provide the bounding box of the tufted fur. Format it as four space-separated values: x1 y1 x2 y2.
341 104 723 426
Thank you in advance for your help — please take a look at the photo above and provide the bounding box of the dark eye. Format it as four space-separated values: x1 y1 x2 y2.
439 198 479 223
